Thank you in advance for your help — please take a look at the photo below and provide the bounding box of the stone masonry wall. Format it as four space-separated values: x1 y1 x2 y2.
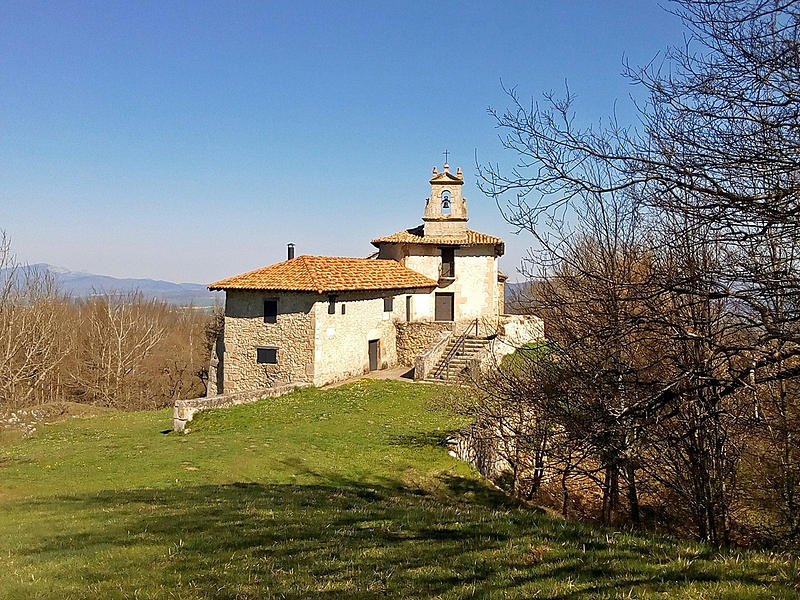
222 291 316 393
413 330 452 380
447 420 511 479
395 321 455 366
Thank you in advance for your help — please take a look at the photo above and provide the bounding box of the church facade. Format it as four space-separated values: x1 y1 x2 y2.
208 163 515 393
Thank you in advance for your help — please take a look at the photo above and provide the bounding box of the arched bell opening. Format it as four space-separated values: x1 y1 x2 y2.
441 190 452 215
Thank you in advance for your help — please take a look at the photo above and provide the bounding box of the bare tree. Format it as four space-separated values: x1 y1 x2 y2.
0 232 65 409
476 0 800 545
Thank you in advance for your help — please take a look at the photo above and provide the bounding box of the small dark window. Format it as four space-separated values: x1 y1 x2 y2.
264 299 277 323
341 303 346 314
384 297 394 312
328 295 337 314
256 347 277 364
441 247 455 278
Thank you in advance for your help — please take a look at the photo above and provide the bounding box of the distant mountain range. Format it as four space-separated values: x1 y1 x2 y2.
6 264 222 307
5 264 528 310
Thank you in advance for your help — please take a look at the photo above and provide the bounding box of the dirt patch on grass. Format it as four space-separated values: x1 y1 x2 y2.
0 402 115 439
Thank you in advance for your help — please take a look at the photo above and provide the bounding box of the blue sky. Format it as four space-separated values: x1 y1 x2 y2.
0 1 684 282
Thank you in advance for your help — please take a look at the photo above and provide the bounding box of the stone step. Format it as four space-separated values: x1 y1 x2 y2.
433 353 482 367
438 352 480 361
430 364 468 375
443 344 487 353
429 337 489 381
439 355 472 363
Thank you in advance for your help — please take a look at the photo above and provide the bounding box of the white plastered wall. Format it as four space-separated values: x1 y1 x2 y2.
377 243 500 323
311 290 402 386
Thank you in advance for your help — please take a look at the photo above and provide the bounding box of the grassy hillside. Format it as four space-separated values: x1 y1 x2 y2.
0 381 797 599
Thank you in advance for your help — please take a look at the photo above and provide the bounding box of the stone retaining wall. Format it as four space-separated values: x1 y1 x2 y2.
395 321 454 366
173 383 310 432
447 421 510 479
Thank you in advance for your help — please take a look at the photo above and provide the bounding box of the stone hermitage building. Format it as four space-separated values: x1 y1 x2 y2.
207 163 540 393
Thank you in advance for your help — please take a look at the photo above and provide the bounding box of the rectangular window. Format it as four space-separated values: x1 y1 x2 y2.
256 347 278 364
264 299 278 323
328 295 337 314
341 303 346 314
441 247 455 278
384 296 394 312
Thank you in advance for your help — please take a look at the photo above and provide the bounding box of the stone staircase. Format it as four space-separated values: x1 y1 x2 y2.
422 337 490 383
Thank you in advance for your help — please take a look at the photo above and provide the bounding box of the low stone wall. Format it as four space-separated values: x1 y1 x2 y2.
447 421 510 479
497 314 545 345
395 321 454 366
173 383 310 432
467 314 546 376
413 330 453 380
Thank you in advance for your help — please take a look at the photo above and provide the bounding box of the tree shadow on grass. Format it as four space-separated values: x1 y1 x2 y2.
8 480 789 599
389 430 452 448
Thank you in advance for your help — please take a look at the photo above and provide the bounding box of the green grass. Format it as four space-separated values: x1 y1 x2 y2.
0 380 798 599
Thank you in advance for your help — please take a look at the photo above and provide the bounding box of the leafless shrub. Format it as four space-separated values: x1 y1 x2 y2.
0 233 216 412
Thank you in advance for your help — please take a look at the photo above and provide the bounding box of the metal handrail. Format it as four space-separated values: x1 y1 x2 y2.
432 318 479 380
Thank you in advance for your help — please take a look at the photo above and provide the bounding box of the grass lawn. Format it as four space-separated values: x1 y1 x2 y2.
0 380 798 599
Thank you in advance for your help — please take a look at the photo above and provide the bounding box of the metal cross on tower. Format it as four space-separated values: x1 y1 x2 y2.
443 149 450 164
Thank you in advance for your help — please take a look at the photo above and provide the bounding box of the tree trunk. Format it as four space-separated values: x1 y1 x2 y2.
626 463 640 526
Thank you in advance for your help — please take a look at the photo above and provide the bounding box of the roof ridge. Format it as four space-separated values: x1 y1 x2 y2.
296 254 378 261
370 226 504 244
297 255 321 294
208 255 438 292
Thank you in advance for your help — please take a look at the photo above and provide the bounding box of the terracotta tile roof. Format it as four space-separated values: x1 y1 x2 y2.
371 225 505 254
209 255 438 293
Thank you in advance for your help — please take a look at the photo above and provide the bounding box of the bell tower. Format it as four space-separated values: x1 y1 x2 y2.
423 161 468 237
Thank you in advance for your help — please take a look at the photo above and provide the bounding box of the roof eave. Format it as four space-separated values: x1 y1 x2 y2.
208 283 437 293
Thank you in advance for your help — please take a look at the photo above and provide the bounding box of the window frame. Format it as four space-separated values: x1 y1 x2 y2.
256 346 278 364
383 296 394 312
264 299 278 323
328 295 337 315
440 247 456 279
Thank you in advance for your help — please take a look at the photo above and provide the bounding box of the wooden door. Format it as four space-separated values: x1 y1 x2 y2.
435 293 454 322
368 339 379 371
